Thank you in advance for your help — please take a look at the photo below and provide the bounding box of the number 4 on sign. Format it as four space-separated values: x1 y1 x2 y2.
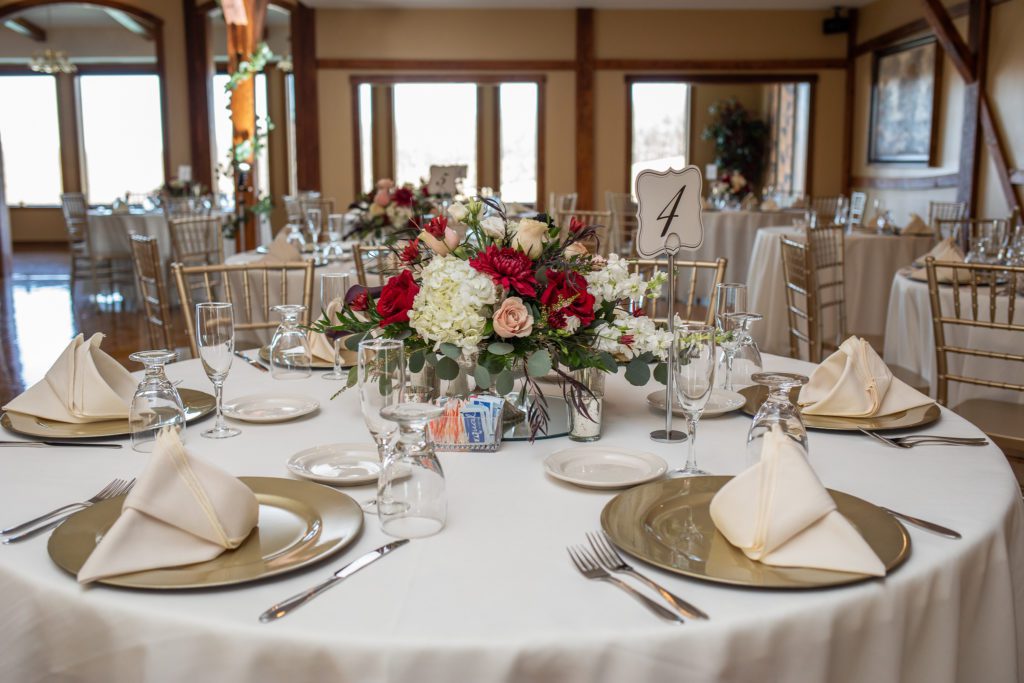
634 166 705 257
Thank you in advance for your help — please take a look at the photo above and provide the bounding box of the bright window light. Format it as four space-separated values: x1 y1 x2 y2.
358 83 373 193
631 82 689 196
393 83 476 193
499 83 538 204
0 76 62 206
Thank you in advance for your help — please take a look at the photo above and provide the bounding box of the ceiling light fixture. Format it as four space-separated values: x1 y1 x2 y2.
30 48 77 74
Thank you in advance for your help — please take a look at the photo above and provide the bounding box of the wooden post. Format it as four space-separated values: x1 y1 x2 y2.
183 0 214 191
841 9 859 195
292 3 321 193
575 8 595 211
224 0 269 252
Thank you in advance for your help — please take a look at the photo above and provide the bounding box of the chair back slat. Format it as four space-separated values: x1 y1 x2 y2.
554 210 612 256
627 258 726 325
129 234 173 350
807 224 847 350
780 236 821 362
169 216 225 268
605 191 639 256
810 195 844 225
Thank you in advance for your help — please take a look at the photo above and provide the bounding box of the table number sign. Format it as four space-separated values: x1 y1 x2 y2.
427 165 467 196
634 165 706 443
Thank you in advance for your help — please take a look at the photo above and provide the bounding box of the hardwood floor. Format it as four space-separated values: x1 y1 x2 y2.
0 243 188 405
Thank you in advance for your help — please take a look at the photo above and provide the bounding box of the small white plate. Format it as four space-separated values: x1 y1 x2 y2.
287 443 381 485
544 446 667 490
646 388 746 418
223 394 320 423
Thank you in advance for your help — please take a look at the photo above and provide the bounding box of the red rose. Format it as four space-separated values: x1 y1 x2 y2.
350 291 370 312
376 270 419 326
468 246 538 297
392 187 414 207
423 215 447 239
618 334 635 348
539 269 595 329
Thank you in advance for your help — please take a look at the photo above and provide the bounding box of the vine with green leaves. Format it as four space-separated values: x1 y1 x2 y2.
222 42 275 238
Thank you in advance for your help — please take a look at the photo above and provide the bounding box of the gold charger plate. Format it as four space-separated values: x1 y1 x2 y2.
48 476 363 589
1 388 216 440
259 345 355 370
738 385 940 432
601 476 910 589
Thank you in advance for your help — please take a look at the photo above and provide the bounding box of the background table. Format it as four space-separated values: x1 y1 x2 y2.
883 273 1024 407
87 210 170 260
688 209 801 284
747 227 933 356
1 354 1022 682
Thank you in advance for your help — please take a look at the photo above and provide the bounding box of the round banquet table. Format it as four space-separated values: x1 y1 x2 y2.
1 354 1022 683
883 271 1024 407
87 210 170 260
747 227 934 356
688 209 802 285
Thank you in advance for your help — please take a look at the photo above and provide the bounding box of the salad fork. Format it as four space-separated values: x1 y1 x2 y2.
567 545 683 623
587 531 708 620
2 478 135 540
858 428 987 449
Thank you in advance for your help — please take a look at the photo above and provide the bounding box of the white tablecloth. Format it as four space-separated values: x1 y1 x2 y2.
87 210 170 260
883 273 1024 407
688 210 802 283
1 354 1022 682
747 227 934 356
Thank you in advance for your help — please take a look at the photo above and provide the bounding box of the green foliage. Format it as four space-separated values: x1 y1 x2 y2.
436 356 460 381
473 365 492 390
526 349 552 378
701 98 768 188
495 369 515 396
625 358 651 386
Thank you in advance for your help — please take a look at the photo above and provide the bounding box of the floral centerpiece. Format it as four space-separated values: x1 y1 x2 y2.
345 178 439 242
711 170 750 206
313 199 671 439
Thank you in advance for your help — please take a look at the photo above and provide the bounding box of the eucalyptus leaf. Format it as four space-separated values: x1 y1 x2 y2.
624 358 651 386
496 369 514 396
473 365 492 390
597 351 618 373
424 352 439 367
439 342 462 360
653 362 668 385
436 356 460 381
526 349 552 378
346 366 358 388
488 342 514 355
408 350 425 374
344 332 367 351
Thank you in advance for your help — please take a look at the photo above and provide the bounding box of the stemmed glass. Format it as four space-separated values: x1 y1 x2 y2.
715 282 747 392
358 338 406 512
320 272 351 381
306 208 322 254
285 223 306 251
718 312 763 391
377 403 447 539
269 304 312 379
672 323 716 477
196 302 240 439
745 372 809 467
128 349 185 452
325 214 346 260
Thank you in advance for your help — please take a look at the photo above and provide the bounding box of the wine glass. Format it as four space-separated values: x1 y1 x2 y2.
285 222 306 251
306 207 322 253
269 304 312 380
128 349 185 453
326 214 345 260
672 323 716 477
745 372 809 468
196 302 240 439
320 272 352 381
378 402 446 539
359 338 406 512
718 312 763 391
715 282 747 392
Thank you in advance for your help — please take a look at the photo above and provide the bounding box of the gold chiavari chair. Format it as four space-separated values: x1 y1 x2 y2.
129 235 175 352
61 192 133 296
172 261 314 358
554 209 613 256
807 224 847 350
168 215 225 268
928 201 967 231
810 195 844 225
352 244 402 288
548 192 577 216
780 237 823 362
627 258 727 325
605 191 639 256
925 257 1024 454
162 194 214 219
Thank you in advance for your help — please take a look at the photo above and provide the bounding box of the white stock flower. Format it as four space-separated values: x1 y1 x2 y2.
562 315 581 335
480 216 506 239
447 202 469 223
408 255 498 353
585 254 663 307
592 310 672 361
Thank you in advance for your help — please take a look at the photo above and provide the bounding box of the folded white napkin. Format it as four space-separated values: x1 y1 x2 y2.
740 195 758 211
309 298 345 362
3 333 136 423
760 198 779 211
908 237 965 282
798 336 932 417
261 228 302 264
77 429 258 584
710 425 885 576
902 212 931 235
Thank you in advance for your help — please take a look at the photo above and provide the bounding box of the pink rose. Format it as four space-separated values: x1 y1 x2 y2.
493 297 534 339
373 189 390 207
375 178 395 191
418 227 460 256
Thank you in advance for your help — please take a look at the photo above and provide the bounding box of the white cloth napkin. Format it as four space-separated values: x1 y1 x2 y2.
902 213 931 235
710 425 886 576
907 237 965 282
799 336 933 417
77 429 258 584
760 198 779 211
261 228 302 264
2 333 136 423
309 298 345 362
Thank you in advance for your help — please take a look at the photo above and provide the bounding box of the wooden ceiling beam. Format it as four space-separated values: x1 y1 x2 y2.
3 17 45 42
919 0 976 81
104 8 154 41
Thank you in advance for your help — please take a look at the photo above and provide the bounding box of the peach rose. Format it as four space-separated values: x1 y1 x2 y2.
511 218 550 259
376 178 395 191
418 227 461 256
493 297 534 338
564 242 589 258
373 189 391 207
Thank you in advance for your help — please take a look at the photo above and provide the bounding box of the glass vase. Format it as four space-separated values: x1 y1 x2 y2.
568 367 605 442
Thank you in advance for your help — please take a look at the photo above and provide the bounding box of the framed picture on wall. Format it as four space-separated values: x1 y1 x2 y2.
868 37 942 164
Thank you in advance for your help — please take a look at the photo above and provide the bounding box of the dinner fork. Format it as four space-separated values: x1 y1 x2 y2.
586 531 709 620
567 545 683 623
2 478 135 536
858 428 987 449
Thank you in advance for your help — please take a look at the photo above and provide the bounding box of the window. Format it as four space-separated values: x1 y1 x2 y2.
0 76 62 206
357 83 373 195
212 73 269 201
393 83 477 193
78 74 165 204
499 83 538 204
630 82 690 196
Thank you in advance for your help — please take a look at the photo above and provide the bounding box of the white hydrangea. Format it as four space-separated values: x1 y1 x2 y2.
386 204 413 226
585 254 666 306
409 255 498 353
592 310 673 361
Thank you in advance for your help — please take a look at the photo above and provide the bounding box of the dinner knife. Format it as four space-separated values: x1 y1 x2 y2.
233 350 269 372
259 540 409 622
881 507 961 540
0 440 122 449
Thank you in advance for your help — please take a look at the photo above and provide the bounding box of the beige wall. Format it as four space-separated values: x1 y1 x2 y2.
851 0 1022 223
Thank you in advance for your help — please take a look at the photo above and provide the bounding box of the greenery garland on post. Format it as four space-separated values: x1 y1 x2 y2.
222 42 275 238
701 99 768 191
